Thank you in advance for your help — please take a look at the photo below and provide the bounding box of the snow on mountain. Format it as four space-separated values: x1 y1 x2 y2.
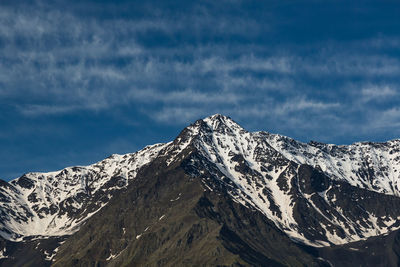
2 114 400 248
202 114 400 196
265 134 400 196
183 114 400 246
0 143 167 241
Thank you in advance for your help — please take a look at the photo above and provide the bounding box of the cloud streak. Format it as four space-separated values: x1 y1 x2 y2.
1 0 400 144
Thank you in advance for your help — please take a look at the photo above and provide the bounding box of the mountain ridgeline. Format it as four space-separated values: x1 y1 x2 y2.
2 114 400 266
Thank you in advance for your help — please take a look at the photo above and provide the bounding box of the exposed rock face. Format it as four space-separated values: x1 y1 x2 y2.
2 114 400 266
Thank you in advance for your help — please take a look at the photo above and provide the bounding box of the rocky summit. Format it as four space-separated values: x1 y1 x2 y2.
2 114 400 266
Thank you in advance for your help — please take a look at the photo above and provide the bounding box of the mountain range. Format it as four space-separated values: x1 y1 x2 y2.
2 114 400 266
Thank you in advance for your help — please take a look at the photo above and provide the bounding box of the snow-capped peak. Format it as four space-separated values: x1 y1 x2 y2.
2 114 400 249
203 114 246 133
182 115 400 246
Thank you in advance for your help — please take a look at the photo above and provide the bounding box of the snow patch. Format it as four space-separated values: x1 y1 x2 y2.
0 248 8 259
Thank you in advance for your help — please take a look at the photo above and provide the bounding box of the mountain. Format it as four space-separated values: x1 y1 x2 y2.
0 143 167 241
2 114 400 266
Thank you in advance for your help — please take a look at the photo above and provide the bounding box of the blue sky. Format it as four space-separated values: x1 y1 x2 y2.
1 0 400 181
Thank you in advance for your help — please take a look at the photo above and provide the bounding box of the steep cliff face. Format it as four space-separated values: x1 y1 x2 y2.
2 114 400 266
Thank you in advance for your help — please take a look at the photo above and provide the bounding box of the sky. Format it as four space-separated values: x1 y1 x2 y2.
1 0 400 181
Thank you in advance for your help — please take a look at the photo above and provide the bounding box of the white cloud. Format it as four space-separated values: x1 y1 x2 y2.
127 88 241 105
150 107 206 124
370 108 400 130
276 98 340 115
296 54 400 77
1 1 400 143
361 85 398 101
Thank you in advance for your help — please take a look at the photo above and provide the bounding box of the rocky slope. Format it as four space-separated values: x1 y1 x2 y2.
0 143 167 241
2 114 400 266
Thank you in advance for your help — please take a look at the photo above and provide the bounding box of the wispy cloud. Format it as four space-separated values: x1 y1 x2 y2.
150 107 206 124
361 85 398 102
368 108 400 130
276 98 340 115
2 0 400 181
1 1 400 143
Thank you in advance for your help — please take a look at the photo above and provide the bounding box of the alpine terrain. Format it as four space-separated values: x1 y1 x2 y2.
2 114 400 266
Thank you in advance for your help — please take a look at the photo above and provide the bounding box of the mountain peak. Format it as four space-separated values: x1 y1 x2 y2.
4 114 400 265
202 114 245 134
205 113 231 121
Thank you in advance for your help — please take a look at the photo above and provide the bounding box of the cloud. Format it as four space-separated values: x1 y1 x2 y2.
17 105 82 116
127 88 241 105
150 107 206 124
361 85 398 102
276 98 340 115
1 1 400 143
368 108 400 130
